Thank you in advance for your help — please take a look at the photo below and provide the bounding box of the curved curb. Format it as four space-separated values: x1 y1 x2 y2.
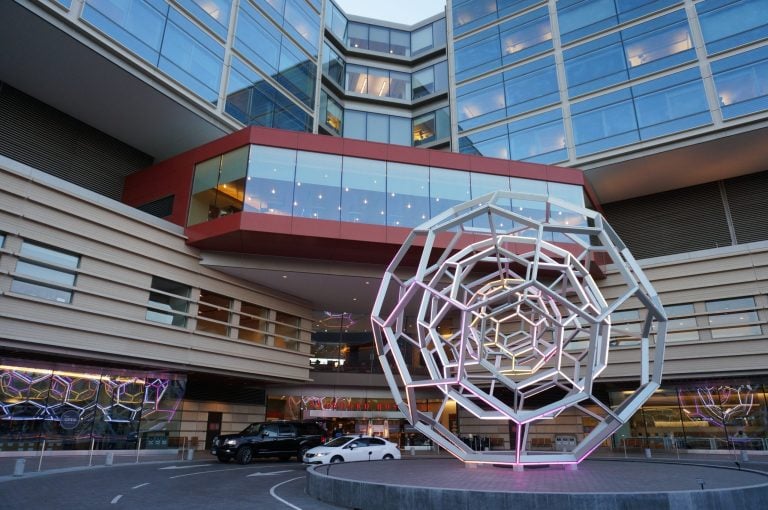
306 459 768 510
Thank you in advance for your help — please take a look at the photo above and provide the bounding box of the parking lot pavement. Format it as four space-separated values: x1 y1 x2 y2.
2 447 767 482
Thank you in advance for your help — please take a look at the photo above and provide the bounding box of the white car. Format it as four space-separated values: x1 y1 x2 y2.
303 435 401 464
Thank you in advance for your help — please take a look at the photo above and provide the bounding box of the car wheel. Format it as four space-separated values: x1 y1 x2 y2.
217 455 231 463
297 446 310 462
383 454 394 460
330 455 344 463
235 447 253 465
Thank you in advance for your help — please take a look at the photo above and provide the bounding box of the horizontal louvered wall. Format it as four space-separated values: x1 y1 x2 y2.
725 170 768 245
602 182 733 259
0 82 152 200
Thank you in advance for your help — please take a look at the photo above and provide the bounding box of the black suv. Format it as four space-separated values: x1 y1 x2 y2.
211 421 326 464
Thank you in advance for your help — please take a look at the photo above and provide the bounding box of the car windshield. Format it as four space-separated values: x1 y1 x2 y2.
324 436 355 447
240 423 263 435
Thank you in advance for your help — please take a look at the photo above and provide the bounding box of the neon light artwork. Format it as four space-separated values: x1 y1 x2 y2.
371 191 667 466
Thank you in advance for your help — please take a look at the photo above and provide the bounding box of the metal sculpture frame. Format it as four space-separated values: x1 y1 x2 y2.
371 191 667 467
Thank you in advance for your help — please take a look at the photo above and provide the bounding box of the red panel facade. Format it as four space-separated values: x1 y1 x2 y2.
122 126 595 265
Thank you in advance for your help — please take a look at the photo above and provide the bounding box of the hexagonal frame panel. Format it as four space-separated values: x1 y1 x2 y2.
371 191 667 466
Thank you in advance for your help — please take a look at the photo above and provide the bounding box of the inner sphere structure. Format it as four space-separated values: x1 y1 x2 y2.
371 191 667 466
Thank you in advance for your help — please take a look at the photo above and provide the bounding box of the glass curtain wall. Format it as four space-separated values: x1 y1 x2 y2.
615 381 768 452
0 360 185 452
452 0 768 164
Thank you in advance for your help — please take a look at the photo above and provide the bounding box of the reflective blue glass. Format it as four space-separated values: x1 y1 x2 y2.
341 156 387 225
245 146 297 216
236 1 281 73
177 0 231 39
498 7 552 67
622 11 694 79
347 22 369 49
411 24 434 55
548 181 588 240
322 43 345 87
712 45 768 119
615 0 680 23
413 108 450 147
508 177 548 237
293 151 342 220
453 0 540 36
470 172 510 229
226 57 312 131
386 163 429 227
571 89 639 156
283 0 320 55
557 0 617 43
564 33 627 97
277 41 316 107
340 157 386 225
81 0 167 64
159 9 224 102
632 68 710 139
456 74 505 131
430 168 471 218
471 172 510 197
432 19 447 48
507 109 566 163
325 2 347 41
558 0 679 44
343 110 366 140
389 117 411 146
367 114 389 143
565 10 694 97
504 56 558 117
256 0 284 21
319 91 343 134
52 0 73 8
697 0 768 54
454 28 502 82
453 0 498 36
459 132 509 159
458 124 508 157
346 65 367 94
391 30 410 56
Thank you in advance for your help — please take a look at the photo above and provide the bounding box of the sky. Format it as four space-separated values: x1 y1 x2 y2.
333 0 446 26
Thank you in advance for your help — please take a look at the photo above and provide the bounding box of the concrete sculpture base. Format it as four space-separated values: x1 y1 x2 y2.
307 458 768 510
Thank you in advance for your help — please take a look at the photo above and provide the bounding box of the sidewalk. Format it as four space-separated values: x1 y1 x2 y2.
0 448 190 481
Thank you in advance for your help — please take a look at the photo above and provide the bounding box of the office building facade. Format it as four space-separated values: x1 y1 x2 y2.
1 0 767 453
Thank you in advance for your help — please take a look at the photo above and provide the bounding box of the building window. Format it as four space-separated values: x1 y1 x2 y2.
293 151 342 220
345 65 411 101
705 296 761 339
146 277 190 327
0 232 5 248
322 43 345 87
188 145 249 225
665 303 699 343
697 0 768 55
244 145 297 216
273 312 301 350
320 91 343 134
712 45 768 119
413 107 450 146
238 302 269 343
196 290 232 336
11 241 79 304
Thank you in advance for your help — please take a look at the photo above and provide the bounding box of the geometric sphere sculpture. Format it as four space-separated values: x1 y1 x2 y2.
371 191 667 466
